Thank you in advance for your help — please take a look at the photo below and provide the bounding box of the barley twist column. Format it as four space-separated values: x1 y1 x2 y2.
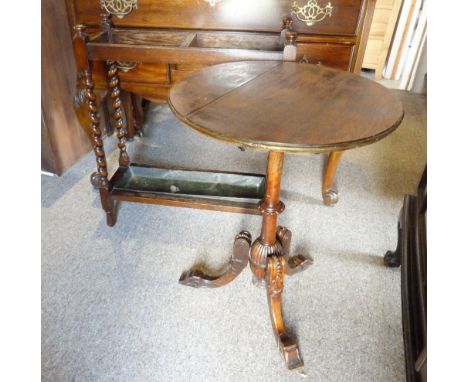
107 61 130 167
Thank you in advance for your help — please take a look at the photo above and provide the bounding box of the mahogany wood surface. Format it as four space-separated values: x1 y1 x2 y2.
169 61 404 153
41 0 92 174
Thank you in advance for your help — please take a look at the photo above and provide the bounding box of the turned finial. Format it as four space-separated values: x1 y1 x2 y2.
282 16 293 30
285 31 297 46
73 24 86 37
100 12 114 41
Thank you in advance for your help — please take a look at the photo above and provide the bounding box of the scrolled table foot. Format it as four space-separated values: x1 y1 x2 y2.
266 256 304 370
276 226 313 276
278 333 305 370
179 231 252 288
322 188 339 206
287 255 313 275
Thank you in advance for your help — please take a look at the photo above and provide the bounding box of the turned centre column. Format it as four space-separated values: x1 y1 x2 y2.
250 151 285 286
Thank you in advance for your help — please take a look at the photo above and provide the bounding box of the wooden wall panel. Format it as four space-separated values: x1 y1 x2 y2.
42 0 91 175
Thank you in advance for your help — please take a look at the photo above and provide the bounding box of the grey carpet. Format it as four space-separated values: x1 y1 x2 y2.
42 91 426 382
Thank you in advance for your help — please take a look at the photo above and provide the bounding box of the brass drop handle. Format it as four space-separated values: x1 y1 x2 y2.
100 0 138 19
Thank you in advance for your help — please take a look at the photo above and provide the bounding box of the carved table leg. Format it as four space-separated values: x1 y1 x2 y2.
267 256 304 370
179 231 252 288
250 152 305 369
322 150 343 206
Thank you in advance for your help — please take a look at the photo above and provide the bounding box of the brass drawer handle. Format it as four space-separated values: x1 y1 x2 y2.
291 0 333 27
100 0 138 19
115 61 139 72
204 0 222 5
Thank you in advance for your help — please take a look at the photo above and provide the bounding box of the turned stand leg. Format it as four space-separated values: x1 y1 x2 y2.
73 25 116 227
322 150 343 206
107 62 130 167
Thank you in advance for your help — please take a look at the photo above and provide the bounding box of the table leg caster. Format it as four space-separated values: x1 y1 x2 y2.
179 231 252 288
322 151 343 206
322 188 339 206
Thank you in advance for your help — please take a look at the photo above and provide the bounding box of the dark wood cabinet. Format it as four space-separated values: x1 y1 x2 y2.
66 0 376 103
64 0 377 210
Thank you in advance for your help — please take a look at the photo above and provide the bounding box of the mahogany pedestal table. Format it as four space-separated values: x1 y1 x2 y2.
168 61 404 370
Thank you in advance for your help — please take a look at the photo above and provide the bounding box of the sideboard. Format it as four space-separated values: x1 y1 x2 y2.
65 0 376 222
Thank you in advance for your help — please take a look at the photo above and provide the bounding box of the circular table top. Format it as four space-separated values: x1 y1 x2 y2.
168 61 404 153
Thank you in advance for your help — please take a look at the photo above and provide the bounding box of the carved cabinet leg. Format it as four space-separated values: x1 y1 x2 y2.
322 150 344 206
107 61 130 167
179 231 252 288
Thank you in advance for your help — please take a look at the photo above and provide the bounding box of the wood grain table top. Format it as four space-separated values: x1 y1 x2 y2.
168 61 404 153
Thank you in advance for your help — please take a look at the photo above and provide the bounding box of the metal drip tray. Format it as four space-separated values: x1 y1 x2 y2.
111 164 265 207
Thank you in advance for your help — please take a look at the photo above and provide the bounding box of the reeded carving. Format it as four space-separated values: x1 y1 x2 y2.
249 238 283 287
100 0 138 19
291 0 333 27
107 62 130 167
266 256 285 295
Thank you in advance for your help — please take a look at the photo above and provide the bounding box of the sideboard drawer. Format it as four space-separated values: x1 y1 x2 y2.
74 0 365 36
115 63 169 84
296 43 353 70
